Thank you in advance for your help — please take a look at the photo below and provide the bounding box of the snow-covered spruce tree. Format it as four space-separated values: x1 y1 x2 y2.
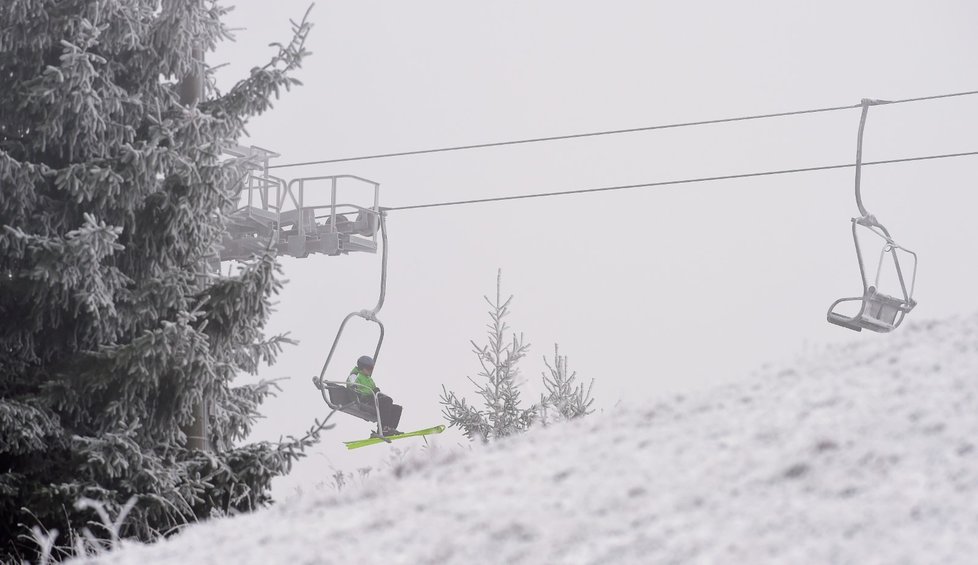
440 270 537 441
0 1 318 559
538 345 595 425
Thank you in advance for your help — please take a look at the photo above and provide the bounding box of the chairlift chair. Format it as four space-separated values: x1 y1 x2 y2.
826 216 917 332
310 211 396 438
311 306 387 430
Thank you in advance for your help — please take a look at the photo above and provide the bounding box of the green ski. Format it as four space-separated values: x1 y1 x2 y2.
344 425 446 450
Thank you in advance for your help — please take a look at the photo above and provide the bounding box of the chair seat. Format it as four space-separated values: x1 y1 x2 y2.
827 311 895 333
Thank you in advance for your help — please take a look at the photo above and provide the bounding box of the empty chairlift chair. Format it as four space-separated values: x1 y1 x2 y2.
825 98 919 333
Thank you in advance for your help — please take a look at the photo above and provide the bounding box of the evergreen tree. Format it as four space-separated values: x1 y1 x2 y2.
440 272 597 442
538 345 595 424
0 1 319 559
440 270 536 441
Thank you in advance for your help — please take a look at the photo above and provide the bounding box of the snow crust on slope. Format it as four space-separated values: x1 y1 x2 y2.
83 314 978 564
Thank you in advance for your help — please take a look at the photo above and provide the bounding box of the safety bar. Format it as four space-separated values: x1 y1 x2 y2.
851 218 918 306
318 310 386 382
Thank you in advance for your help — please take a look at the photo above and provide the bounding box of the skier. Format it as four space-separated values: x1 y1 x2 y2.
347 355 402 436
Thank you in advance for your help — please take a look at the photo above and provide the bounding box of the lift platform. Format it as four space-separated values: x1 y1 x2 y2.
220 146 381 261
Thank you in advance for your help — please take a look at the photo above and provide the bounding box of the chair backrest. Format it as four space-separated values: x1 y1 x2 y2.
864 295 901 325
327 385 356 406
844 291 906 332
326 385 378 422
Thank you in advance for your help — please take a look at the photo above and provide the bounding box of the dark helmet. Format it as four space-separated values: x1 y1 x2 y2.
357 355 375 370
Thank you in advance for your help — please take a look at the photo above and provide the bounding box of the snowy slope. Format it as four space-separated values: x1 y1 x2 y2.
83 314 978 564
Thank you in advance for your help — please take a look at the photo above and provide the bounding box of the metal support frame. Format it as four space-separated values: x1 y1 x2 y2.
221 153 391 434
222 172 381 261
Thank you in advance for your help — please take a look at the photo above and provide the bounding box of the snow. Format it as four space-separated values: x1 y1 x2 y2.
81 313 978 564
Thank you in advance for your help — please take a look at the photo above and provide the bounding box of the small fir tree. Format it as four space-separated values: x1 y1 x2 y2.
440 270 536 441
538 345 595 424
441 272 598 443
0 1 320 559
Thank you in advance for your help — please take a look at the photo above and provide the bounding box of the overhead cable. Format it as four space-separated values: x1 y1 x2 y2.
269 89 978 169
384 150 978 211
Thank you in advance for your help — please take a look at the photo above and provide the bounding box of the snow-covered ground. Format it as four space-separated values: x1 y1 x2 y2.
83 313 978 564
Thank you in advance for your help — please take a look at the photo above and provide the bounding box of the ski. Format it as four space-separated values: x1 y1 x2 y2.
344 425 446 450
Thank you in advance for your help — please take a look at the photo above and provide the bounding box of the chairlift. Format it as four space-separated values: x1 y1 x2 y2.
311 210 397 439
826 100 918 333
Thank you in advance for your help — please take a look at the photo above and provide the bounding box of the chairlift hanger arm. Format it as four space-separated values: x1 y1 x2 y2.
854 98 889 220
318 210 389 382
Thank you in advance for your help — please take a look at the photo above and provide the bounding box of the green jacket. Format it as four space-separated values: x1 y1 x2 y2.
347 367 378 396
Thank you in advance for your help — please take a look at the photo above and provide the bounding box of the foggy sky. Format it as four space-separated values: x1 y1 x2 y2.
210 0 978 493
